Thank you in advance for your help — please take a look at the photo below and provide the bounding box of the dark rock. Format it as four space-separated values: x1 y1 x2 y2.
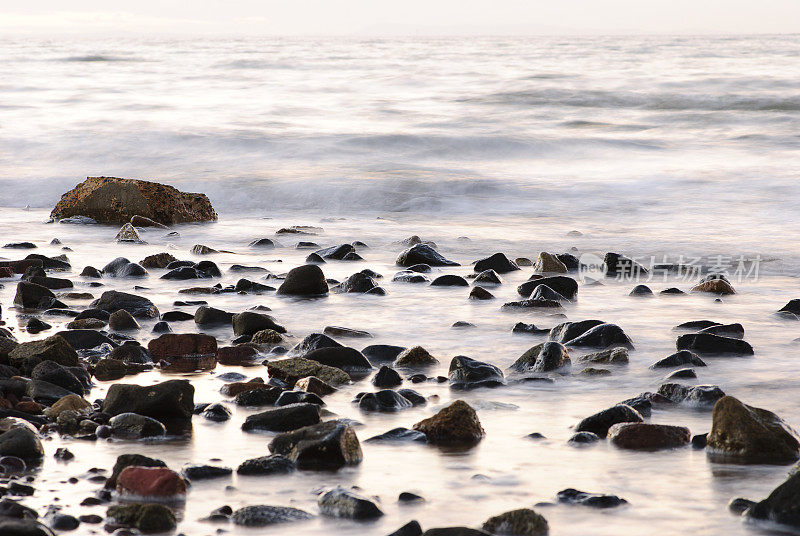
277 265 329 296
530 284 569 302
266 357 350 387
366 427 427 443
232 505 312 526
91 290 158 318
182 464 232 480
268 420 363 469
101 257 147 278
357 390 413 412
14 281 57 309
109 413 167 438
413 400 484 444
564 323 634 349
675 333 753 355
31 360 84 395
745 472 800 527
393 270 430 283
362 344 405 363
102 380 194 420
373 366 402 388
249 238 276 248
389 520 423 536
469 287 495 300
608 423 691 450
233 311 285 336
557 488 628 508
517 276 578 300
201 403 231 422
431 274 469 287
9 335 78 367
0 427 44 463
234 387 283 407
397 244 458 267
394 346 439 368
650 350 706 369
482 508 548 536
569 431 599 444
25 318 51 334
629 284 653 296
303 346 372 372
236 454 296 475
318 487 383 519
108 309 140 331
509 342 569 373
603 252 648 277
473 253 519 274
699 323 745 338
706 396 800 463
242 403 321 432
576 404 644 438
657 383 725 407
106 503 177 533
448 356 505 389
140 252 176 269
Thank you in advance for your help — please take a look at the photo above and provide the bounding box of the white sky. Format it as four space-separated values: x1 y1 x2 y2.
1 0 800 36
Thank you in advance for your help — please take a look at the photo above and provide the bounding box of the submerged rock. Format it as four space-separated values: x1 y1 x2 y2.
745 472 800 527
675 333 753 355
650 350 706 369
449 356 505 389
657 383 725 407
517 276 578 300
268 420 363 470
556 488 628 508
533 252 567 274
509 342 570 373
241 403 321 432
474 253 519 274
106 503 177 533
482 508 549 536
318 487 384 519
102 380 194 421
397 244 458 267
576 404 644 438
564 323 633 349
232 505 312 526
277 265 329 296
91 290 159 318
608 423 691 450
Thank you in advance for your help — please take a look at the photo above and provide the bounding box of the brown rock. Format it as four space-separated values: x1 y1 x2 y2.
220 381 266 397
50 176 217 225
394 346 439 368
533 252 568 273
608 423 691 450
691 279 736 295
412 400 485 444
130 215 168 228
266 357 350 387
295 376 337 396
217 346 259 366
140 253 177 269
45 394 91 418
148 333 217 360
94 358 129 381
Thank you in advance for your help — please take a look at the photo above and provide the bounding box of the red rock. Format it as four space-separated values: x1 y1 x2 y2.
217 346 258 366
116 466 187 499
608 422 691 450
691 279 735 295
0 267 13 278
148 334 217 360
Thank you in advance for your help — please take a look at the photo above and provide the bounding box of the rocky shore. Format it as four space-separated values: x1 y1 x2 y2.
0 179 797 535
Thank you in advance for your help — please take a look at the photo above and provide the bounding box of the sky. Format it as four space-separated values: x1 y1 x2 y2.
1 0 799 36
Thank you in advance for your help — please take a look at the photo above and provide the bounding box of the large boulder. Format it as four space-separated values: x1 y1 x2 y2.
50 176 217 225
707 396 800 463
277 265 329 296
397 244 458 267
413 400 484 444
102 380 194 421
91 290 159 319
268 420 363 470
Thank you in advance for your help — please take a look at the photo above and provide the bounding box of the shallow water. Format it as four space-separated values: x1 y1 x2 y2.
0 207 799 535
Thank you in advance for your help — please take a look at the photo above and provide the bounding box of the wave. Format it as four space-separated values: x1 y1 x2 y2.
473 88 800 112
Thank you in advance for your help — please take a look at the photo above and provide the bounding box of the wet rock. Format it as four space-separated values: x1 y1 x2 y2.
393 271 430 283
51 176 216 224
250 238 276 248
47 513 80 531
397 244 458 267
66 317 105 329
548 320 604 343
80 266 102 278
295 376 337 396
657 383 725 407
578 347 628 365
277 265 329 296
266 357 350 387
109 413 167 439
650 350 706 369
106 453 167 490
666 368 697 380
366 427 428 443
27 275 73 290
698 323 744 338
482 508 549 536
675 333 753 355
182 464 232 480
161 266 209 280
473 269 501 286
148 333 217 360
564 323 634 350
45 394 91 418
608 423 691 450
629 284 653 296
201 403 231 422
389 520 424 536
431 274 469 287
509 342 570 373
533 252 567 274
234 386 283 407
303 346 372 372
91 290 158 318
108 309 140 331
237 454 296 475
362 345 405 364
706 396 800 463
318 487 383 519
373 366 402 388
242 403 321 432
102 380 194 421
394 346 439 368
334 272 381 293
728 497 756 515
422 528 491 536
102 257 147 278
745 472 800 527
9 335 78 368
529 285 569 302
556 488 628 508
660 287 685 295
517 276 578 300
412 400 484 444
691 279 736 295
474 253 519 274
691 433 708 448
31 360 84 394
290 332 342 355
0 427 44 463
193 305 233 326
57 328 114 350
232 505 312 526
140 252 176 269
14 281 58 309
232 311 286 336
357 390 413 412
251 329 283 345
315 244 355 260
116 466 186 499
106 503 177 533
0 519 49 536
603 252 648 277
449 356 505 389
93 355 129 381
569 431 599 444
109 344 152 365
469 287 495 300
268 420 363 469
115 223 144 243
576 404 644 438
557 253 580 272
